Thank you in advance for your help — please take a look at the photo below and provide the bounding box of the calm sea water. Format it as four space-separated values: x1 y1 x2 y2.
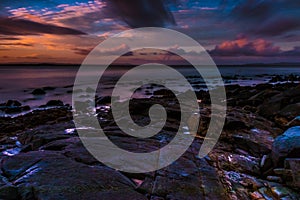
0 65 299 107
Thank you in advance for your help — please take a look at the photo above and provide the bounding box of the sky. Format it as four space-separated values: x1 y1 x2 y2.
0 0 300 65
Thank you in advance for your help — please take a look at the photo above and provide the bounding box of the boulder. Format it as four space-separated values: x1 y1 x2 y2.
1 151 147 200
232 130 274 157
271 126 300 167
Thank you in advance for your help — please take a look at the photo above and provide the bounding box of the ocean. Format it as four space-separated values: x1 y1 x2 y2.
0 65 299 108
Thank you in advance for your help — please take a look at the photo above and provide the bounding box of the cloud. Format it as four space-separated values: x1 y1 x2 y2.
0 42 33 47
94 44 130 55
210 36 300 65
210 36 281 57
0 17 86 35
73 43 130 56
254 17 300 36
18 54 39 59
229 0 300 37
0 37 20 41
281 46 300 57
72 47 93 55
107 0 176 28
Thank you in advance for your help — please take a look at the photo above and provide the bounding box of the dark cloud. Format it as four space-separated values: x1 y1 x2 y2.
254 17 300 36
0 37 20 40
230 0 274 21
108 0 176 28
0 17 86 35
229 0 300 37
0 42 33 47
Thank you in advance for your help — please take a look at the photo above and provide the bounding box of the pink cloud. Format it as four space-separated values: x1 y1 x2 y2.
210 36 281 57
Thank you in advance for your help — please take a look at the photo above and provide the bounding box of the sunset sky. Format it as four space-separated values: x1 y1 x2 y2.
0 0 300 64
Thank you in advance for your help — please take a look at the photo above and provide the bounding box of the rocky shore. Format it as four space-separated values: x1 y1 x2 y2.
0 81 300 200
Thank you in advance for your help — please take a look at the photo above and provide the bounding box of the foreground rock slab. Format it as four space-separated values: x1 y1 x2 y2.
0 151 146 200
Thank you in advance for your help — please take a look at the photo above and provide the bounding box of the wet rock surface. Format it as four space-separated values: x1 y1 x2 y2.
0 83 300 199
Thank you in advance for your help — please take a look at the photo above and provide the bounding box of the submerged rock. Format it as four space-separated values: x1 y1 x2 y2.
5 100 22 107
31 88 46 95
0 100 30 114
46 100 64 107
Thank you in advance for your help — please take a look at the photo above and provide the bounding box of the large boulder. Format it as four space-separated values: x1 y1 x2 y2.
0 151 147 200
272 126 300 167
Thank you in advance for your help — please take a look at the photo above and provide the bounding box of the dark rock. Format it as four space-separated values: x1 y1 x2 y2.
233 133 273 157
3 107 22 114
18 122 74 151
22 105 31 111
0 185 19 200
258 84 300 119
42 86 56 91
5 100 22 107
278 103 300 118
62 138 100 165
46 100 64 107
96 96 111 105
2 105 30 114
255 83 273 90
153 89 173 97
217 152 260 175
287 116 300 127
248 89 280 102
272 126 300 167
31 88 46 95
284 158 300 189
152 175 204 199
1 151 147 200
269 75 284 83
260 154 273 174
224 118 247 130
266 176 283 183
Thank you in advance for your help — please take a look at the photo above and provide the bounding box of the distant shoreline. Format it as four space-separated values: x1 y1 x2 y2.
0 62 300 68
